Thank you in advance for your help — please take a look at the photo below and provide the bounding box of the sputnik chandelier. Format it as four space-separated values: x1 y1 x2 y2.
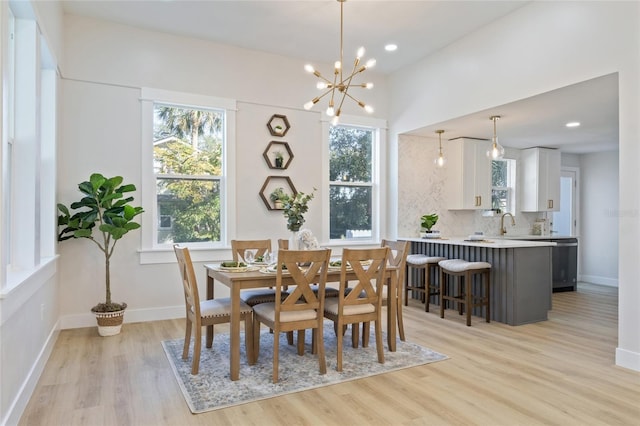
303 0 376 125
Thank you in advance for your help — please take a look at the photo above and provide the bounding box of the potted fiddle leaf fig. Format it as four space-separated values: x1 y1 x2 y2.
420 213 439 238
57 173 144 336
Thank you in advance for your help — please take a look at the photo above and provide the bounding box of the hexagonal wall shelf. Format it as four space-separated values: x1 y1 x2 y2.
259 176 298 210
263 141 294 169
267 114 290 137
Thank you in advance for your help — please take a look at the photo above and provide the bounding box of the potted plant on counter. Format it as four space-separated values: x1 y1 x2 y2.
420 213 440 238
57 173 144 336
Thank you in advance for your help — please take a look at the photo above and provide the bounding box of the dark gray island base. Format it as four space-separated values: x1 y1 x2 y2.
402 237 554 325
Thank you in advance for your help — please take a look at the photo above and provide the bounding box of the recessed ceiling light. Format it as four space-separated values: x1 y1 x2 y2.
566 121 581 128
385 44 398 52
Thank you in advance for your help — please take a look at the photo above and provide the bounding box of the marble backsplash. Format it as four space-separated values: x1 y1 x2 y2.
397 134 544 238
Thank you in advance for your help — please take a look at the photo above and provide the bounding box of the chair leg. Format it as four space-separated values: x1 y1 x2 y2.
485 270 491 323
465 271 472 326
191 325 202 375
397 279 406 341
244 314 255 365
297 330 305 355
287 331 294 345
252 316 261 364
351 323 360 348
316 323 327 375
182 319 192 360
404 264 410 307
336 320 344 372
374 319 385 364
362 322 370 348
311 328 317 355
272 328 279 383
440 268 446 319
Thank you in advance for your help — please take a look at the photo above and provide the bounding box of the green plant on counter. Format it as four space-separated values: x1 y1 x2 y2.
420 213 438 231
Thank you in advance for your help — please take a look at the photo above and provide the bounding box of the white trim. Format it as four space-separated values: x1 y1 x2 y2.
579 274 618 287
139 246 232 265
616 347 640 372
139 88 237 259
59 305 185 329
1 320 59 426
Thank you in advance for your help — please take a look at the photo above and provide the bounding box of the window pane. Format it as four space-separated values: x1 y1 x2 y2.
492 189 508 212
329 126 372 183
492 160 507 186
153 105 223 176
329 185 372 239
156 178 221 244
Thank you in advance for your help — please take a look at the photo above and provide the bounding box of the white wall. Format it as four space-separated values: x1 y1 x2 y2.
579 151 619 286
57 15 390 328
389 1 639 371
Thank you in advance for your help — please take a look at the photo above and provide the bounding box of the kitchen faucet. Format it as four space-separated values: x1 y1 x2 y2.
500 212 516 235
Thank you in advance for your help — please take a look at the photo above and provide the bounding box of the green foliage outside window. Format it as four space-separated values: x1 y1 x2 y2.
153 105 224 243
329 126 373 239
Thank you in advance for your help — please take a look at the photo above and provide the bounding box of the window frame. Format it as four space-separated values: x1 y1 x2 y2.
491 158 516 214
139 88 236 264
322 114 386 246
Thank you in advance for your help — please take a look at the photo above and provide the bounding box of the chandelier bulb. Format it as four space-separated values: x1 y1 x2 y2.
364 105 374 114
357 46 365 58
365 58 376 69
326 106 335 117
331 115 340 126
317 82 329 90
303 101 315 111
334 61 342 71
364 82 374 89
304 64 315 73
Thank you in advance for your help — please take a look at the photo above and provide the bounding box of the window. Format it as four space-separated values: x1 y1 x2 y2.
328 124 378 240
140 89 236 259
491 159 516 214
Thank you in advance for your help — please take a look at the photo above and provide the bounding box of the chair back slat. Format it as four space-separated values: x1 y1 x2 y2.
340 247 389 309
173 244 201 318
231 239 272 262
381 239 409 288
276 249 331 317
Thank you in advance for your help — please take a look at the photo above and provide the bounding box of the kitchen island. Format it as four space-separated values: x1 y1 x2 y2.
401 237 556 325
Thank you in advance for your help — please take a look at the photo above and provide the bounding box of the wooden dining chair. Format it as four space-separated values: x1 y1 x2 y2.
381 239 409 342
231 239 282 306
252 248 331 383
323 247 389 372
173 244 254 375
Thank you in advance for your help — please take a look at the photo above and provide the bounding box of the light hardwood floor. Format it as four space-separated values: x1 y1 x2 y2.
20 283 639 425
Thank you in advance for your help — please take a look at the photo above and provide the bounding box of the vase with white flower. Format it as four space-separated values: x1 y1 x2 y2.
280 189 315 249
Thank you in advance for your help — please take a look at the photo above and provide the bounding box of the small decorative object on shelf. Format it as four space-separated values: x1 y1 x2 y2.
259 176 297 210
262 141 294 169
274 151 284 168
267 114 290 137
269 187 287 209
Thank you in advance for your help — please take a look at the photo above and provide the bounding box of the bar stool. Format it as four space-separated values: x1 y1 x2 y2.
405 254 446 312
438 259 491 326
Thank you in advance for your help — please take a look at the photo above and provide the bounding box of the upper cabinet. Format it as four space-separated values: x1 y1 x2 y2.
445 138 492 210
521 147 561 212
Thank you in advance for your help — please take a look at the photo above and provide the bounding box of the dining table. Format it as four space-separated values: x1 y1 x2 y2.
204 262 400 381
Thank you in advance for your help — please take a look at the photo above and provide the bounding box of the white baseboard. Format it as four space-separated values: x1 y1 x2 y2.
616 347 640 372
59 305 184 330
579 274 618 287
2 321 60 426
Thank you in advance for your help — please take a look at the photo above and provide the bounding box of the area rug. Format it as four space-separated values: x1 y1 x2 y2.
162 321 448 413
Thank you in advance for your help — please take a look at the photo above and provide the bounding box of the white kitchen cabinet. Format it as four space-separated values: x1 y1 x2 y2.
521 147 561 212
445 138 492 210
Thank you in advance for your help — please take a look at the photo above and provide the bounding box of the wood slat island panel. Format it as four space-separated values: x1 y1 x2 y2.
402 237 554 325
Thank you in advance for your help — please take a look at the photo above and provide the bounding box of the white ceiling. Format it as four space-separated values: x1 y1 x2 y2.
60 0 619 154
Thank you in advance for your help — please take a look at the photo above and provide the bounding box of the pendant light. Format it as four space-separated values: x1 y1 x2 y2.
434 130 446 167
303 0 375 126
487 115 505 160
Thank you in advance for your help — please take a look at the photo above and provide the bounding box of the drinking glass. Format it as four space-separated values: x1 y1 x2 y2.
263 251 273 265
243 249 255 265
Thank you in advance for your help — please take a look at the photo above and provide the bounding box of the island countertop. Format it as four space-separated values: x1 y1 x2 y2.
401 236 557 248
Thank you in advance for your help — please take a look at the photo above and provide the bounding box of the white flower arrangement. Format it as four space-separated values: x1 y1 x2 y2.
297 228 319 250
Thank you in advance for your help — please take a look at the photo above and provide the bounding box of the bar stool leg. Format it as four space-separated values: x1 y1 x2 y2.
465 270 472 326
